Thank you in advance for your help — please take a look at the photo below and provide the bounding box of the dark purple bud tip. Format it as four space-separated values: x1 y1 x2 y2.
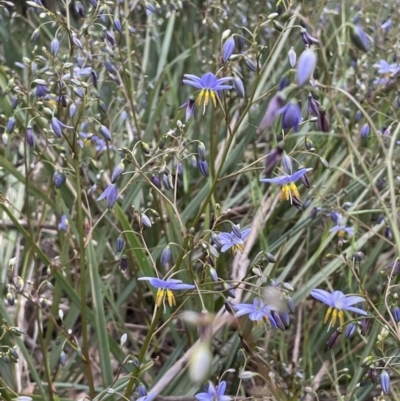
326 327 342 350
222 36 235 63
198 160 209 177
99 125 112 141
116 236 125 252
120 255 128 272
53 171 66 189
350 25 370 53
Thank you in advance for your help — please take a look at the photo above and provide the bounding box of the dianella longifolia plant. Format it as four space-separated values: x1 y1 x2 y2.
2 0 400 400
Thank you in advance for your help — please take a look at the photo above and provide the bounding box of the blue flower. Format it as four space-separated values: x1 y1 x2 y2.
183 72 232 112
97 184 118 209
138 277 195 307
234 297 278 325
58 214 69 231
360 123 370 138
278 101 302 132
137 393 157 401
373 59 399 75
260 168 312 205
328 213 354 237
217 225 251 253
195 381 231 401
310 289 367 328
179 96 196 121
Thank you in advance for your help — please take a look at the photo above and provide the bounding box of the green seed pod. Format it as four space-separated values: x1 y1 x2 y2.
305 137 315 152
140 141 151 155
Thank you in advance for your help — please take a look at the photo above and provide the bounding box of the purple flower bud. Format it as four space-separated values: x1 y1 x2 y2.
56 95 67 108
177 162 183 176
381 370 390 395
198 160 209 177
279 102 302 132
225 283 236 298
361 318 371 336
355 110 362 122
11 96 18 109
162 174 172 190
300 29 319 46
151 174 161 188
99 101 107 113
50 38 60 56
161 245 172 266
279 310 290 328
111 162 124 183
26 126 35 147
141 213 152 228
116 236 124 252
60 351 67 366
350 25 370 53
74 88 84 99
326 327 342 350
138 384 147 397
53 171 66 188
391 306 400 322
72 33 83 49
381 19 392 33
51 117 72 138
104 29 116 47
129 26 136 34
69 103 76 118
31 29 40 42
58 214 69 231
244 57 257 72
287 297 295 313
317 108 329 132
105 60 116 74
297 48 317 86
288 47 296 67
74 1 85 17
264 145 283 175
307 94 320 116
91 71 98 88
114 18 122 34
7 117 16 134
99 125 112 141
278 78 289 91
300 171 311 188
345 323 356 339
179 96 196 122
97 183 118 209
282 153 293 175
256 93 285 134
120 255 128 272
89 0 97 6
198 143 206 161
360 123 370 138
222 36 235 63
233 76 245 97
36 84 48 98
271 311 286 331
234 31 244 52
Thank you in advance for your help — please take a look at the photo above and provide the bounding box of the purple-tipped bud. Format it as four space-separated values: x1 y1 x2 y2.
53 171 66 189
278 78 289 91
355 110 362 122
141 213 152 228
114 18 122 34
317 108 329 132
116 236 124 252
361 318 371 336
307 94 320 116
104 29 116 47
280 102 302 132
99 125 112 141
232 224 242 238
138 384 147 397
179 96 196 122
244 57 257 72
300 29 319 46
91 71 98 89
233 76 245 97
288 47 296 67
209 266 218 282
198 142 207 161
105 60 115 74
60 351 67 366
271 311 286 331
222 36 235 63
120 255 128 272
111 162 124 183
256 93 285 134
391 306 400 322
198 160 209 177
350 25 370 53
6 292 15 306
279 310 290 328
300 171 311 188
282 153 293 175
7 117 16 134
58 214 69 231
360 123 370 138
287 297 295 313
31 29 40 42
72 33 83 49
51 117 62 138
297 48 317 86
235 31 244 52
89 0 97 6
74 1 85 17
50 38 60 56
326 327 342 350
26 126 35 147
69 103 76 118
161 245 172 266
345 323 357 339
225 283 236 298
381 370 390 395
11 96 18 109
264 145 283 175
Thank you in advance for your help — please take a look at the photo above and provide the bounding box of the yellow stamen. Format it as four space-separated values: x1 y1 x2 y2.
210 91 217 107
331 309 338 327
324 307 332 324
204 90 210 107
338 230 345 238
338 310 344 327
156 289 165 306
289 183 300 198
230 243 244 255
166 289 175 307
281 184 291 201
196 90 205 106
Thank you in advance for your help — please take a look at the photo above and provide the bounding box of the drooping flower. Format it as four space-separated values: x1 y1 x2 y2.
195 381 231 401
372 59 400 85
183 72 232 112
256 93 286 134
260 168 312 206
97 183 118 209
179 96 196 121
329 213 354 237
297 48 317 86
232 76 245 97
310 289 367 328
278 101 302 132
217 225 251 253
222 36 235 63
138 277 195 307
234 298 277 323
300 28 319 46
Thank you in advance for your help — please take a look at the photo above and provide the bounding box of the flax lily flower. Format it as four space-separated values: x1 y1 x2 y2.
217 225 251 254
234 297 278 326
260 168 312 206
310 289 367 329
138 277 195 307
183 72 232 113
